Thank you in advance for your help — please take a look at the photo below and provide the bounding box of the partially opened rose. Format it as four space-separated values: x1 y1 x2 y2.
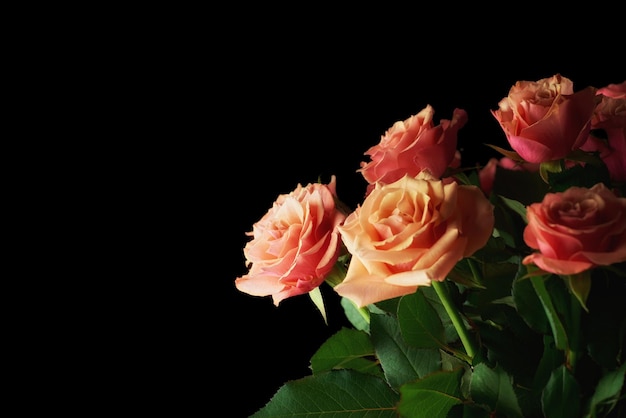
581 80 626 183
492 74 597 163
523 183 626 275
235 176 347 306
359 105 468 196
595 81 626 100
334 172 494 307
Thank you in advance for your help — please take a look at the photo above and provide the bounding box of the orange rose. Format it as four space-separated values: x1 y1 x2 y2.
334 172 494 307
359 105 467 195
523 183 626 275
235 176 347 306
491 74 597 163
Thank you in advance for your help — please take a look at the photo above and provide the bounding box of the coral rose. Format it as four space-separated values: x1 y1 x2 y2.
523 183 626 275
491 74 597 163
581 80 626 182
235 176 347 306
334 172 494 307
596 81 626 100
359 105 468 195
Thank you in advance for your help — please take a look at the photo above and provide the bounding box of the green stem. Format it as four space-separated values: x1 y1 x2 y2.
563 271 590 371
432 281 476 361
567 287 582 372
530 275 569 351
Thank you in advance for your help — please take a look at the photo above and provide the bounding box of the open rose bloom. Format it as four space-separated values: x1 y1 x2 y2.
492 74 597 163
235 176 347 306
359 105 467 196
334 172 494 307
523 183 626 275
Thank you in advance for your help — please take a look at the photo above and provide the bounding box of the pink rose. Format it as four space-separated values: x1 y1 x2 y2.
596 81 626 100
334 172 494 307
491 74 597 163
580 80 626 182
235 176 347 306
359 105 468 196
523 183 626 275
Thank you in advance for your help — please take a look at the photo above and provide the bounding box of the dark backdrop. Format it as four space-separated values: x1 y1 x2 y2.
210 27 624 416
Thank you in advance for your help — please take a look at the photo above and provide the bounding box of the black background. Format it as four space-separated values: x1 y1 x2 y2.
202 18 624 417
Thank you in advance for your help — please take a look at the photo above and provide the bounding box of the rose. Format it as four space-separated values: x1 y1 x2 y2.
522 183 626 275
581 81 626 182
491 74 597 163
334 172 494 307
235 175 347 306
595 81 626 100
581 131 626 183
359 105 468 196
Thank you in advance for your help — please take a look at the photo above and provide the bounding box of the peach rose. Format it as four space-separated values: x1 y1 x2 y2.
235 176 347 306
581 81 626 182
491 74 597 163
334 172 494 307
359 105 468 195
523 183 626 275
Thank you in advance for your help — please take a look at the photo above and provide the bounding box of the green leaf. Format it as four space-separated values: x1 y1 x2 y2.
472 234 519 264
370 312 441 389
440 349 471 373
251 370 400 418
497 195 528 224
421 285 464 345
308 286 328 324
490 192 529 250
465 261 518 310
530 275 569 351
340 297 370 332
546 160 611 192
373 297 401 315
565 272 591 312
541 365 580 418
473 304 542 389
397 368 464 418
540 160 563 184
452 170 475 187
310 327 383 378
470 363 524 418
397 290 445 349
448 258 485 289
440 351 473 402
532 335 564 400
587 362 626 417
513 274 549 334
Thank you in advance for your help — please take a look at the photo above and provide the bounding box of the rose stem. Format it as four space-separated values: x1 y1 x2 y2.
431 280 477 361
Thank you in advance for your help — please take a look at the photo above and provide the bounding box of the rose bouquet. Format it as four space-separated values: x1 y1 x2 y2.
235 74 626 418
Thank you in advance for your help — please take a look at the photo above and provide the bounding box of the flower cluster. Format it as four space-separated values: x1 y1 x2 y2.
236 74 626 418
